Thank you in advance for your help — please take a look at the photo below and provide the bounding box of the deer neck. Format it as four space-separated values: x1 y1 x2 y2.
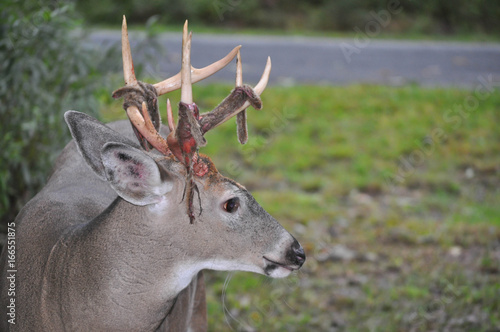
42 197 201 331
92 196 202 296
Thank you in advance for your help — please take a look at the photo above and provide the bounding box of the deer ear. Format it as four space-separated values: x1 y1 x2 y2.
64 111 139 180
101 142 172 206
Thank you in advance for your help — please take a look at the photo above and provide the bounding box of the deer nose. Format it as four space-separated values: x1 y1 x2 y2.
291 239 306 267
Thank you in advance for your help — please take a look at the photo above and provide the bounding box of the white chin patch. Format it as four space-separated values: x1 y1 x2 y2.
267 265 293 278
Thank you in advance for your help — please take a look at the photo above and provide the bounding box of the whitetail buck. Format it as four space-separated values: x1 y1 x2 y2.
0 17 305 331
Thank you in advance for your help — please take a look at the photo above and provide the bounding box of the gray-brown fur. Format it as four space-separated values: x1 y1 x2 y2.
236 109 248 144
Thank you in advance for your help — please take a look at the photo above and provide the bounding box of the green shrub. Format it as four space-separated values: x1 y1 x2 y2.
0 0 114 228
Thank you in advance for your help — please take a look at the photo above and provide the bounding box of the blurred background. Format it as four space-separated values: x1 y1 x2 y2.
1 0 499 331
84 0 500 36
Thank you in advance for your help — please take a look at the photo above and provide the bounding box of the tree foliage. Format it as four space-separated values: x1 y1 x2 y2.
0 0 115 228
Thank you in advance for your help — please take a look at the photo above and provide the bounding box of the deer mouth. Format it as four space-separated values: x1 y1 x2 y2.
263 256 298 277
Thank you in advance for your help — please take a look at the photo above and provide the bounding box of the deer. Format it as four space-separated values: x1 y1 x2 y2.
0 16 305 331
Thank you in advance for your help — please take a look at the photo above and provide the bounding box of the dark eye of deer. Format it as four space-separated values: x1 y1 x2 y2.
223 197 240 213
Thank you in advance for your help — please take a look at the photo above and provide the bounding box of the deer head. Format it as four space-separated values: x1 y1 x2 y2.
64 16 304 282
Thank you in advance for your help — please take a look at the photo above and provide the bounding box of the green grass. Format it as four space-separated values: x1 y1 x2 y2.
100 84 500 331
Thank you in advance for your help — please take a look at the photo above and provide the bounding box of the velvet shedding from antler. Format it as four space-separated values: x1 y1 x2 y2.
112 16 271 222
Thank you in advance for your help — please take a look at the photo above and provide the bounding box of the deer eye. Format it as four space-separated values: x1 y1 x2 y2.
223 197 240 213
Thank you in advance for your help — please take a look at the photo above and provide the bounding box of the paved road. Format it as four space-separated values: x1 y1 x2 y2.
88 30 500 88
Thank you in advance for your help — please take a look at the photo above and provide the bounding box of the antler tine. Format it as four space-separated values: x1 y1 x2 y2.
231 56 272 114
166 99 175 132
126 103 171 156
153 45 241 96
181 20 193 104
254 56 272 95
199 56 272 134
122 15 137 86
235 50 243 87
235 50 248 144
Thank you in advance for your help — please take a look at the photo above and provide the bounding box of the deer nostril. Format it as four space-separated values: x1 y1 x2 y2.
294 246 306 265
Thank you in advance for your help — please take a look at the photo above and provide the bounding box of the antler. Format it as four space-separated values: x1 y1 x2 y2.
126 102 172 156
113 16 272 222
113 16 240 150
198 55 271 135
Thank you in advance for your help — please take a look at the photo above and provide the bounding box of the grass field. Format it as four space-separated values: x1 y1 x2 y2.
101 83 500 331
